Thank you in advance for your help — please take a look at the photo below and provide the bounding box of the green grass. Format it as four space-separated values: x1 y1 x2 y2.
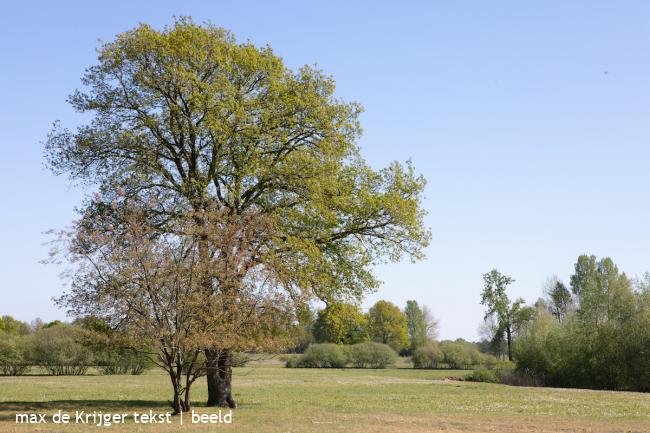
1 366 649 432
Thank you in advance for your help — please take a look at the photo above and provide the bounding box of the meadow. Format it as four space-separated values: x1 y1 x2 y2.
1 365 649 433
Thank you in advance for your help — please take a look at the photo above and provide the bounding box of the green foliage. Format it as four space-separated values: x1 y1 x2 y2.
465 367 500 383
0 334 30 376
571 255 636 324
281 354 302 368
439 340 496 370
0 316 31 336
74 316 151 375
286 303 315 353
294 343 348 368
545 279 573 322
464 360 514 384
30 324 93 375
480 270 534 361
45 16 430 309
96 351 151 375
313 303 368 345
439 340 473 369
367 300 409 352
411 340 441 369
347 342 397 368
514 255 650 392
411 339 497 370
404 300 427 352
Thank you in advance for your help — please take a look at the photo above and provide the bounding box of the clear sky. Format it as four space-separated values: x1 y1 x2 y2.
2 1 650 340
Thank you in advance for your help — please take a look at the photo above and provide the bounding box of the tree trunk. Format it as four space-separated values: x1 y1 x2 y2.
171 391 181 415
183 386 191 413
169 365 192 414
170 371 183 415
506 324 513 362
205 349 237 408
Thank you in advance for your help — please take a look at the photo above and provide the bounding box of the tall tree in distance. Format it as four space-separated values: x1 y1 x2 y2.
45 18 430 408
570 255 635 325
480 270 533 361
404 300 438 352
543 276 573 323
404 300 427 351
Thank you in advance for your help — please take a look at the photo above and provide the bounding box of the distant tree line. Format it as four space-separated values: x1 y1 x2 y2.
1 297 502 376
0 316 150 376
479 255 650 392
287 299 501 370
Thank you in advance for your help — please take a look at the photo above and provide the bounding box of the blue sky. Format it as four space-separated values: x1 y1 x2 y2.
2 1 650 340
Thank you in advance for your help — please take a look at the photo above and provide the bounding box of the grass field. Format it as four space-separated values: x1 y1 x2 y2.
1 366 649 433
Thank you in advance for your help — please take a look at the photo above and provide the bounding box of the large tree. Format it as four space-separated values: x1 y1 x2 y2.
45 18 429 408
480 270 533 361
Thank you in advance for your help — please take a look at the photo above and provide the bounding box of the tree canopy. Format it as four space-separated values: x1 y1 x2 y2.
46 17 429 304
312 303 368 345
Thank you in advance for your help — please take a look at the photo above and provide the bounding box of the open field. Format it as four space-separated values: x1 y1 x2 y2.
1 366 649 433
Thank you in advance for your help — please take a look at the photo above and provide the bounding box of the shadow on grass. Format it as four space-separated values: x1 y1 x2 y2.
0 400 165 421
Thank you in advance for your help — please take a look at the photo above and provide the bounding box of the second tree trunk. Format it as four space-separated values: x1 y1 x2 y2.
206 349 237 408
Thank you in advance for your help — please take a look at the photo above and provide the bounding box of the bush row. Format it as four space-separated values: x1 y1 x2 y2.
0 324 150 376
285 342 398 369
411 339 499 370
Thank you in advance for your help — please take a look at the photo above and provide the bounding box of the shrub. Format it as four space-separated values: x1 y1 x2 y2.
281 354 302 368
438 340 498 369
440 341 473 369
296 343 348 368
411 341 441 369
499 370 542 387
465 367 500 383
0 335 30 376
348 342 397 368
30 324 92 375
463 360 525 385
494 360 515 375
97 350 150 375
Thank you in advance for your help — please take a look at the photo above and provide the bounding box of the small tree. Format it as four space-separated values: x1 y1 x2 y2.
480 270 533 361
54 204 293 413
367 301 409 352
